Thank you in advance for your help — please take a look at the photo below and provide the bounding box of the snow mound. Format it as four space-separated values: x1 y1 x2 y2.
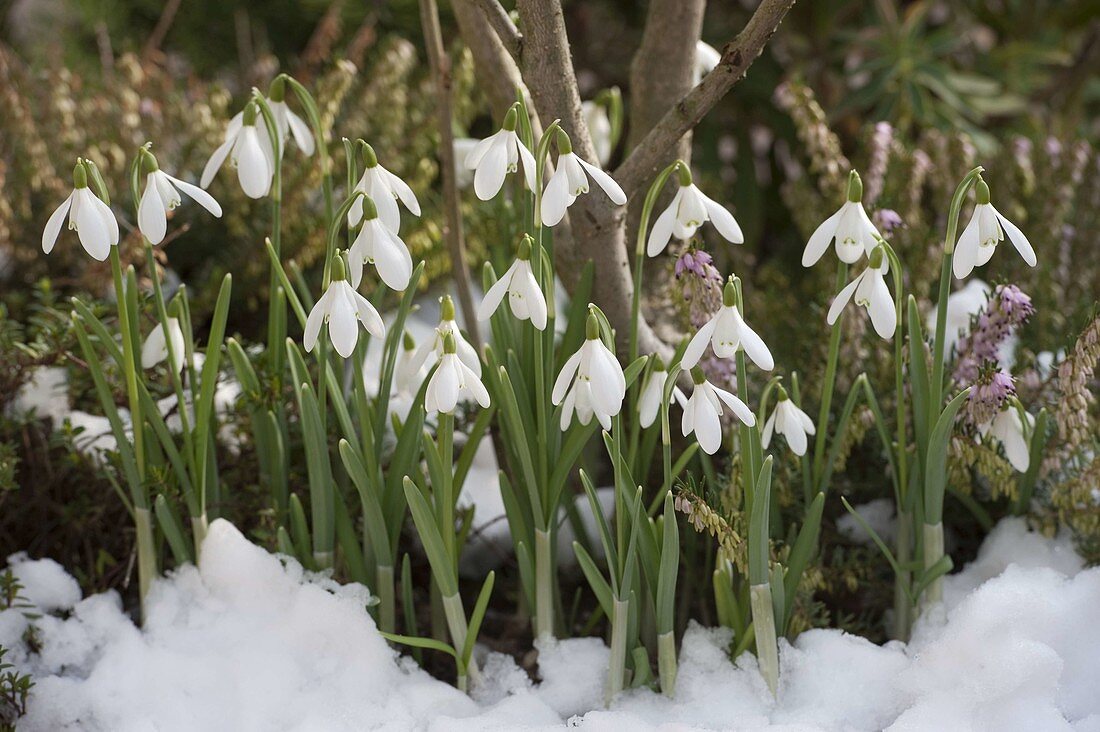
5 517 1098 731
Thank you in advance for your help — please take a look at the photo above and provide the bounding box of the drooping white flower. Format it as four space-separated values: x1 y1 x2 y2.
979 405 1034 472
137 151 222 245
826 247 896 339
303 254 386 358
552 313 626 431
647 166 743 256
141 317 187 374
42 161 120 262
802 171 881 266
681 369 755 455
347 194 413 291
395 331 426 396
200 102 275 199
425 333 491 414
348 143 421 232
682 278 773 371
465 104 537 202
582 100 613 168
953 179 1036 280
761 390 815 456
454 138 481 189
266 78 315 157
408 295 482 378
693 41 721 85
541 130 627 227
638 360 686 429
477 236 547 330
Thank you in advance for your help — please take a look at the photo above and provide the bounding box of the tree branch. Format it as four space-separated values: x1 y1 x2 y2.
614 0 796 196
451 0 529 119
473 0 523 61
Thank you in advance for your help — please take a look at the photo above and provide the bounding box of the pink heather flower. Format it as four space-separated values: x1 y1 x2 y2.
873 209 903 235
954 284 1034 384
967 369 1015 427
675 249 723 328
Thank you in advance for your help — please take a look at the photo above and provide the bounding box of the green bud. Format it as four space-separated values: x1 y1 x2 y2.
722 279 737 308
359 193 378 221
441 294 456 321
167 298 182 319
268 76 287 103
140 147 159 175
242 102 258 126
690 367 706 385
976 178 991 205
556 128 573 155
585 312 600 340
73 161 89 189
846 170 863 203
503 105 518 132
517 235 533 261
676 162 693 187
869 245 885 269
330 252 347 281
442 332 457 355
360 141 378 168
776 384 789 402
402 330 416 351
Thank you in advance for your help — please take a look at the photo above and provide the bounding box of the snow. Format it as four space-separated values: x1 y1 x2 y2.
5 517 1099 731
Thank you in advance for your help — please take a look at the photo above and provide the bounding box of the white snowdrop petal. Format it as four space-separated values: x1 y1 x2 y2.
141 323 168 369
761 412 776 448
351 290 386 339
681 315 719 370
867 273 897 339
286 110 315 156
236 128 272 199
327 295 359 358
577 157 626 205
74 190 112 261
474 137 510 201
735 312 774 371
303 296 327 353
552 351 582 405
993 208 1036 267
374 226 414 291
477 265 513 322
802 205 845 267
167 175 223 217
541 168 572 226
701 193 744 244
714 387 755 427
785 418 808 456
201 138 234 188
369 173 402 233
694 397 723 455
647 195 679 257
826 275 862 325
138 175 168 245
42 192 74 254
384 168 421 216
516 138 537 192
465 134 497 169
953 210 981 279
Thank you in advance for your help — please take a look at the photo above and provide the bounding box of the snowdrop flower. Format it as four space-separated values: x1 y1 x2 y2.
395 331 426 396
303 253 386 358
425 333 491 414
693 41 721 85
953 178 1036 280
136 148 222 245
465 104 537 201
266 77 315 157
42 160 120 262
347 194 413 291
682 367 755 455
477 235 547 330
408 295 482 378
552 313 626 430
648 164 743 256
682 278 773 370
638 358 686 428
454 138 480 189
826 245 896 339
761 387 815 456
141 317 187 374
200 102 275 199
541 129 627 227
802 171 881 266
979 404 1035 472
348 143 421 232
583 100 613 168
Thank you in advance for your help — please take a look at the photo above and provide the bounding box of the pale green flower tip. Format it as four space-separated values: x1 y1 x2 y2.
442 332 457 355
517 235 533 261
976 178 991 205
402 330 416 351
242 102 259 126
330 252 347 281
585 312 600 340
503 106 519 132
690 366 706 385
268 76 287 103
73 161 89 189
676 161 693 187
776 384 789 402
869 245 885 269
722 279 737 308
360 193 378 221
360 141 378 168
556 128 573 155
846 169 863 203
652 354 667 372
441 294 456 321
140 147 159 175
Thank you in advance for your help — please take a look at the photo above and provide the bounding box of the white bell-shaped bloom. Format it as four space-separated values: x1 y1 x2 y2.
761 392 815 456
303 258 386 358
347 196 413 291
477 237 547 329
802 172 881 266
138 159 222 245
693 41 721 85
141 318 187 374
541 132 627 227
42 163 120 262
552 315 626 431
682 279 773 371
425 334 491 414
200 104 275 199
582 100 613 168
395 331 427 396
979 406 1034 472
348 144 421 232
953 181 1036 279
465 105 537 201
408 296 482 378
681 370 755 455
267 98 315 157
827 249 896 339
638 362 686 428
647 171 743 256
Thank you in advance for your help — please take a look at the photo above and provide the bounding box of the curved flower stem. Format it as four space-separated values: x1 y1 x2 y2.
811 262 848 489
628 161 681 365
253 93 286 379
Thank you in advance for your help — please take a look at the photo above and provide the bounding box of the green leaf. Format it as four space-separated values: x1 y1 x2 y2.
573 541 613 617
461 572 495 665
655 493 679 635
154 495 193 565
401 477 458 597
923 388 971 524
782 492 824 629
380 632 457 659
748 457 774 585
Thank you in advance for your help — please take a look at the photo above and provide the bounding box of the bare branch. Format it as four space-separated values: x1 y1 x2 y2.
474 0 523 61
614 0 796 196
420 0 482 346
451 0 530 119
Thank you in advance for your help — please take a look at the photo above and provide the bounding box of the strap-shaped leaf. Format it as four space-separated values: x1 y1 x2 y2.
748 456 774 586
655 493 679 635
573 541 613 618
782 491 824 629
461 571 496 665
923 388 971 524
155 494 193 565
401 476 457 597
339 439 391 567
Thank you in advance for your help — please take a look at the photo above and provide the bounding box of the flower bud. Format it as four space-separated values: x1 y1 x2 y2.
442 332 458 355
556 128 573 155
517 235 533 261
73 161 88 189
503 105 519 132
360 141 378 168
976 178 991 205
585 312 600 340
441 294 456 321
676 161 693 187
846 169 863 203
330 252 347 281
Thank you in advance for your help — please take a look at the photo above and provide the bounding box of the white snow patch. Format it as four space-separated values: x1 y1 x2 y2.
837 497 897 545
7 517 1099 731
